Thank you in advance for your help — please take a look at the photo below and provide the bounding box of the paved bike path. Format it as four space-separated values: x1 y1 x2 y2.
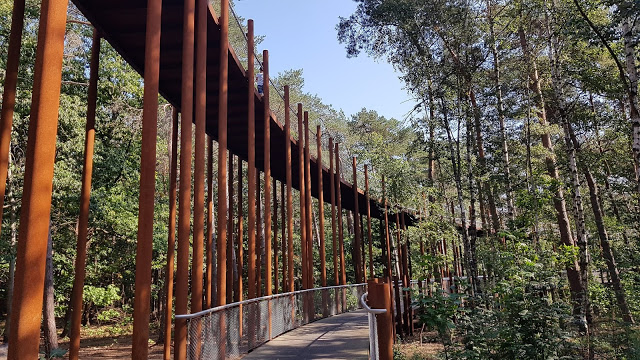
242 310 370 359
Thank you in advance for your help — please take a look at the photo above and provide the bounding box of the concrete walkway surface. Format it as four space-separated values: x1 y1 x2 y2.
242 310 370 360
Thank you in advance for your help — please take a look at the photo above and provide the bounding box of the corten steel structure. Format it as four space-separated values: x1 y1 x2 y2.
2 0 419 358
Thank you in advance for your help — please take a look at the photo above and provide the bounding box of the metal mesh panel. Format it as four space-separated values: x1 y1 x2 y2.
179 284 366 360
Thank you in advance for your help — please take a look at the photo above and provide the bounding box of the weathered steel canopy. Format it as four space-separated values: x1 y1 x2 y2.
71 0 396 221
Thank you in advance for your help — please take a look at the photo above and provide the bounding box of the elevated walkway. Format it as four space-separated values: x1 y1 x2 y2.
242 310 369 360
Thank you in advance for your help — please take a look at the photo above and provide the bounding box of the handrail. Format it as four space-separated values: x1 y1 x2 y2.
176 283 367 319
361 292 386 360
360 292 387 315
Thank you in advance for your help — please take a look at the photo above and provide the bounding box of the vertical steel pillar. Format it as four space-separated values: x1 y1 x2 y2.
285 86 294 293
273 178 279 294
329 138 338 285
335 143 346 285
365 165 373 279
236 161 244 303
352 157 362 283
175 0 195 356
317 127 326 287
0 0 26 236
192 0 207 327
163 108 178 360
256 175 262 296
381 176 392 280
69 30 100 360
206 135 214 307
226 154 234 304
130 0 161 357
263 50 272 297
297 104 307 289
280 181 286 291
130 0 161 353
304 112 313 289
217 0 229 307
247 19 257 300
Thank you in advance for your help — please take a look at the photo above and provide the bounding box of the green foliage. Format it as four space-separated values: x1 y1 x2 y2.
83 284 121 308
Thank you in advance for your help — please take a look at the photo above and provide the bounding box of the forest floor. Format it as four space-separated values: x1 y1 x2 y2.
0 322 169 359
394 331 443 360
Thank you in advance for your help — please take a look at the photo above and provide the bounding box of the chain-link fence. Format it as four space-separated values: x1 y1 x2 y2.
177 283 367 360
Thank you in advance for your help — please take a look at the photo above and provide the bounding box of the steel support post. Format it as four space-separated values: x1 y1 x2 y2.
236 161 244 303
352 157 362 283
317 127 326 287
69 30 100 360
335 144 346 285
284 86 294 293
280 181 286 292
247 19 257 300
0 0 26 237
216 0 229 307
365 165 373 279
304 112 313 289
163 108 178 360
368 279 394 360
256 175 262 296
130 0 161 357
206 135 214 307
175 0 195 357
273 178 279 294
297 104 307 289
263 50 272 297
329 138 338 286
192 0 207 325
226 154 234 304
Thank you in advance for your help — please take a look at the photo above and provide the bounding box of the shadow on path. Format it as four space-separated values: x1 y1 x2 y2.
242 310 369 360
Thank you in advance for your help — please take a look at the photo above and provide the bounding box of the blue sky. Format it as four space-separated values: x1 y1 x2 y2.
232 0 415 122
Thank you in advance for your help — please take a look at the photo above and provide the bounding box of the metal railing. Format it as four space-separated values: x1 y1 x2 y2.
176 283 367 360
360 292 387 360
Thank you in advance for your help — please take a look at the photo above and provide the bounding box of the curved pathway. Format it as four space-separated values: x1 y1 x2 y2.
242 310 370 360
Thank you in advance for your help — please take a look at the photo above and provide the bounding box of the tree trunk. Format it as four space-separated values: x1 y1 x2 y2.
623 20 640 207
546 2 590 336
43 222 59 357
518 25 584 309
584 169 634 323
488 0 515 223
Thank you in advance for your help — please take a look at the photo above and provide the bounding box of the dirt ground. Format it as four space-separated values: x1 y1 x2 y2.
394 331 444 360
0 332 169 359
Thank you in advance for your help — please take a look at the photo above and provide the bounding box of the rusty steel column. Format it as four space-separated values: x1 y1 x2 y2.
163 108 179 360
297 104 307 289
256 176 263 296
365 165 373 279
236 161 244 303
335 143 346 285
280 181 286 291
263 50 272 297
285 86 294 293
0 0 26 237
226 154 234 304
317 126 326 287
129 0 160 356
329 138 338 285
247 19 257 300
206 135 214 307
174 0 195 356
304 112 313 289
217 0 229 307
131 0 162 352
69 30 100 360
192 0 207 328
352 157 362 283
304 111 315 288
273 178 279 294
368 279 394 360
382 176 392 280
